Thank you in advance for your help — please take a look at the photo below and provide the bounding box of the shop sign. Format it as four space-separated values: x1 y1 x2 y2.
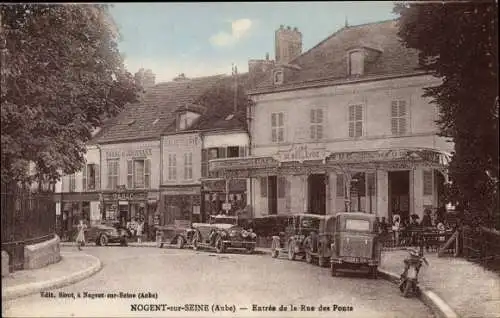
162 187 200 196
326 149 448 165
164 135 201 148
202 179 246 192
209 156 279 171
274 145 331 164
101 191 148 201
105 149 153 159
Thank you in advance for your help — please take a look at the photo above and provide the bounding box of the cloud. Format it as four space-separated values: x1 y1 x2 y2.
124 56 249 83
209 18 253 47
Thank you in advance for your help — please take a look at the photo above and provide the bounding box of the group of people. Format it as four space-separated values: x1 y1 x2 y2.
376 207 451 246
126 217 146 243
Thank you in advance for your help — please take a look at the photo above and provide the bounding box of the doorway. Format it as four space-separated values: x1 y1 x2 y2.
308 174 326 215
268 176 278 215
388 171 410 221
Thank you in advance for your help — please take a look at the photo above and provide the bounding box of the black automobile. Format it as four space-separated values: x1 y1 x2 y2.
85 223 129 246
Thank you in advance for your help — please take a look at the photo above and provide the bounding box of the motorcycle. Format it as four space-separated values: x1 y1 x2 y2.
399 248 428 298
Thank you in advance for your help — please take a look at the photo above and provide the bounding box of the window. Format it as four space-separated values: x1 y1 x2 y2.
260 177 268 197
336 174 344 197
423 170 433 196
391 100 408 135
168 154 177 181
83 164 98 191
208 148 218 160
271 112 285 143
107 159 119 190
69 174 76 192
227 146 239 158
310 109 324 140
274 70 284 85
127 159 150 188
278 176 286 198
184 152 193 180
349 50 364 76
345 219 370 231
348 105 363 137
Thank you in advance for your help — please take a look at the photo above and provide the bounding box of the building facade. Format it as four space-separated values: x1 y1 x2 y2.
210 20 454 223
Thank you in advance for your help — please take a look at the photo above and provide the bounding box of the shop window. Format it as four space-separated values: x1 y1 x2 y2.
348 104 363 138
83 164 99 191
310 108 324 140
260 177 268 197
391 100 408 135
271 112 285 143
278 176 286 198
336 174 344 197
69 174 76 192
227 146 239 158
107 159 119 189
423 170 433 196
168 154 177 181
184 152 193 180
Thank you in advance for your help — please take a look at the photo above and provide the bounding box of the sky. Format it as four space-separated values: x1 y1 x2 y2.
109 2 398 83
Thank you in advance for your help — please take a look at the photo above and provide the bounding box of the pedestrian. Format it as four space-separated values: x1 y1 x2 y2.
392 214 401 247
421 209 432 227
137 218 144 243
75 219 87 251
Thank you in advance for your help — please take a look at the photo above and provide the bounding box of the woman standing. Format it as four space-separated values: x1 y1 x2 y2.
75 219 87 251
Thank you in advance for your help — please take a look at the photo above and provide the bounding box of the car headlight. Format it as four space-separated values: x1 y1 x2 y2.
220 231 227 237
241 230 249 237
250 232 257 239
230 230 237 237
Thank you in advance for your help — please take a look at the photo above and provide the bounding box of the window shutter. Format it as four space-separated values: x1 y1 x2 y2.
423 170 433 196
271 113 277 127
310 126 316 140
391 101 399 117
399 118 407 135
278 113 284 126
271 129 277 142
336 174 344 197
145 159 150 188
278 128 284 142
391 118 399 135
317 109 323 123
399 101 407 116
218 147 226 159
349 122 355 137
127 159 133 189
310 109 316 123
238 146 246 157
95 164 100 190
173 154 177 179
355 105 363 121
355 121 362 137
317 125 323 139
82 164 87 191
260 177 268 197
349 105 355 121
278 176 286 198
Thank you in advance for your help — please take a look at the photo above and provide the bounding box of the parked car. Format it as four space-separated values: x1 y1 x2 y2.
270 213 325 261
155 219 196 249
85 223 129 246
303 215 337 267
191 214 257 253
330 212 381 278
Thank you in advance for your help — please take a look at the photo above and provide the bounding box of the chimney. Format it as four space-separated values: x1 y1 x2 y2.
275 25 303 64
265 52 269 61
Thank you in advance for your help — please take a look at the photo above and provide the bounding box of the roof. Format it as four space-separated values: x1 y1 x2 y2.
253 19 421 92
93 75 227 144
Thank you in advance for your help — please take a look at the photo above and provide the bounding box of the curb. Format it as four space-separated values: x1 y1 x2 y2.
2 253 102 301
377 268 459 318
60 242 158 248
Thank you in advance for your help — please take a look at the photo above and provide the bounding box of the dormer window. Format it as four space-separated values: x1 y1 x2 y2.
177 111 201 130
348 50 364 76
273 70 284 85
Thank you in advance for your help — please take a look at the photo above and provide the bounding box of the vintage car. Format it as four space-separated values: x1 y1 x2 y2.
191 214 257 253
270 214 325 261
330 212 381 278
85 223 129 247
155 219 196 249
303 215 337 267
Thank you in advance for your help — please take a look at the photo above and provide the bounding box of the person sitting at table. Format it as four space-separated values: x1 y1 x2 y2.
421 209 432 228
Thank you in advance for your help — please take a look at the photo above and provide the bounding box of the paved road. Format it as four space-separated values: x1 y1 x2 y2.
3 246 433 318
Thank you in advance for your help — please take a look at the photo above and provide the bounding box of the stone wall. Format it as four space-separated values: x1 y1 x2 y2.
23 235 61 270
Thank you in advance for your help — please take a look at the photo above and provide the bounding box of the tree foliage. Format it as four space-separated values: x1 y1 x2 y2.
0 4 140 185
395 1 499 227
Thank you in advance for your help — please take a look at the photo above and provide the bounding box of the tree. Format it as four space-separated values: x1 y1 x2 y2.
395 1 499 227
0 4 140 187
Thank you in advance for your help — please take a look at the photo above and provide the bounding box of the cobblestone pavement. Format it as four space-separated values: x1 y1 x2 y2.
381 250 500 318
3 246 432 318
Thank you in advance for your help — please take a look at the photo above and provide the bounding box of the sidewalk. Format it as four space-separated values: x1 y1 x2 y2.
2 251 102 301
380 250 500 318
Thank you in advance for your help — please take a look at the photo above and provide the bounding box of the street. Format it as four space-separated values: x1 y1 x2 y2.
3 246 433 317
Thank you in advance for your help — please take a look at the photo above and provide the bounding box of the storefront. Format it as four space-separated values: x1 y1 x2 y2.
201 178 247 220
160 186 202 224
209 146 450 222
58 192 100 240
100 189 159 224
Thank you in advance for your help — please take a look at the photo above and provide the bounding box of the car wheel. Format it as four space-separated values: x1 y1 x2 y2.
192 234 200 250
331 264 337 277
99 234 109 246
271 239 279 258
287 241 296 261
176 236 185 249
305 250 313 264
95 239 101 246
215 237 225 254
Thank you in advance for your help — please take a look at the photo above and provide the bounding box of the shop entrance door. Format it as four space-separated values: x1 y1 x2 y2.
268 176 278 215
388 171 410 221
308 174 326 215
